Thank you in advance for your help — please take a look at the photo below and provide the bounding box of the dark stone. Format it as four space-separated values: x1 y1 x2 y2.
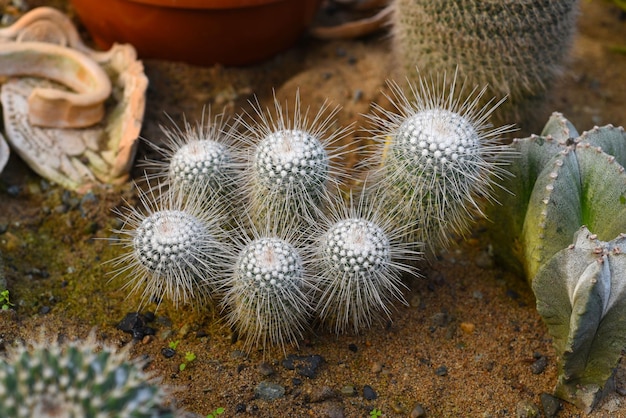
531 356 548 375
435 366 448 376
540 393 562 417
362 385 377 400
281 354 325 378
348 343 358 352
161 347 176 359
39 306 51 315
117 312 155 340
235 403 246 413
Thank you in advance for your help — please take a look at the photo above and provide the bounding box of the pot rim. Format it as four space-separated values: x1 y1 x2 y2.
124 0 287 9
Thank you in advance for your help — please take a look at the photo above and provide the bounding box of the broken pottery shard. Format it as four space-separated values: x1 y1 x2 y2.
0 7 148 190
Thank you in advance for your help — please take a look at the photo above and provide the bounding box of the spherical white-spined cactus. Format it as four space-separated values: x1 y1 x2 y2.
366 72 515 253
110 185 227 309
0 334 178 418
312 190 419 334
144 111 239 207
235 92 352 231
221 233 314 352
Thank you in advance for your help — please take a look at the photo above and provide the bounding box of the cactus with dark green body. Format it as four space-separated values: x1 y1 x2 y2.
489 113 626 412
391 0 580 131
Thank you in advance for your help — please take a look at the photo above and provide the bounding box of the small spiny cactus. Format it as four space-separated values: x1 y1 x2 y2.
110 184 228 309
142 110 240 211
391 0 580 131
366 72 515 253
312 189 420 334
220 230 314 353
234 92 352 232
0 333 178 417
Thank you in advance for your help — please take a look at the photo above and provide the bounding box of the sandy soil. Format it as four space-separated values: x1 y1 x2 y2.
1 1 626 417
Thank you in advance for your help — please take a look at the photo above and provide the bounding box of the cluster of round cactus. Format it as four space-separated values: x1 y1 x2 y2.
0 333 178 417
111 79 512 352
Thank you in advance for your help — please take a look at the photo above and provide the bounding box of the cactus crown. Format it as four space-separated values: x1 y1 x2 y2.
321 218 390 276
236 237 304 292
134 209 211 274
0 335 176 418
253 128 329 194
169 138 232 192
394 108 481 180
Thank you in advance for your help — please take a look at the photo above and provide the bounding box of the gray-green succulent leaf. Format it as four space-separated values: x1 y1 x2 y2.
487 114 626 412
533 226 626 412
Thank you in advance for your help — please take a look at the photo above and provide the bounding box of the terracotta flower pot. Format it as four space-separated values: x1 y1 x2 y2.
70 0 322 66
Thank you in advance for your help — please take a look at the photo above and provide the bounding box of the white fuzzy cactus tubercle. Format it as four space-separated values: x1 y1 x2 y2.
0 333 178 418
313 189 420 334
109 184 227 309
234 92 353 231
221 230 314 353
366 71 516 253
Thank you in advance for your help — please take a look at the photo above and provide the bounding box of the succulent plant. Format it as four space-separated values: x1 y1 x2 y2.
311 189 419 334
109 184 228 309
488 113 626 412
220 230 314 353
142 110 240 212
391 0 580 130
365 71 515 253
234 92 353 232
0 334 178 417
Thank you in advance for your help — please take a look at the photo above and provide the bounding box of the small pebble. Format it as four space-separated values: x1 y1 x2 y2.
531 356 548 375
435 365 448 376
161 347 176 359
257 361 275 376
371 362 383 373
460 322 475 334
362 385 377 400
235 403 246 413
341 385 356 396
391 400 406 414
142 335 153 344
410 403 426 418
254 381 285 401
281 354 324 378
348 343 358 352
309 386 336 403
540 393 561 417
516 400 540 418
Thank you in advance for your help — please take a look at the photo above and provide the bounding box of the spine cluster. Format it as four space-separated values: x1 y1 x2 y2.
110 79 512 352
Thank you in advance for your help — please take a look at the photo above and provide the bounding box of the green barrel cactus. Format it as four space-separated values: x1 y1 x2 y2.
488 112 626 412
0 334 179 417
391 0 580 130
